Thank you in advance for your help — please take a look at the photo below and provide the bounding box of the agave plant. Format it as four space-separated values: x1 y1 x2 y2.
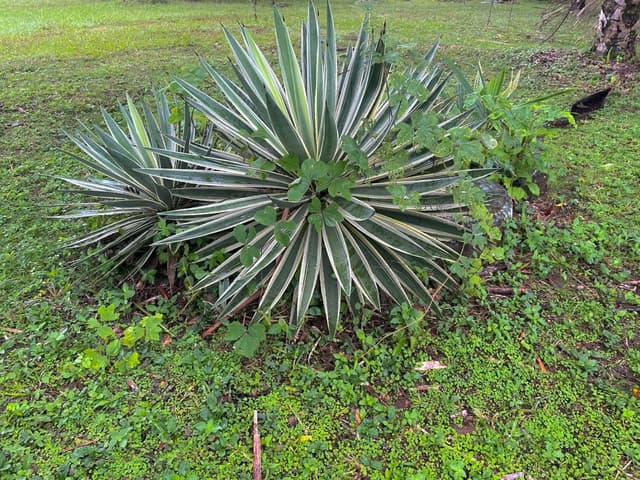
130 2 489 334
58 91 195 278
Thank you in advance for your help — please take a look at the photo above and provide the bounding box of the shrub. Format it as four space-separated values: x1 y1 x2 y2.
60 2 493 334
453 66 572 200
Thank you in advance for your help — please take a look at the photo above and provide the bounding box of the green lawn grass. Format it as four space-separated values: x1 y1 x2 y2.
1 1 639 479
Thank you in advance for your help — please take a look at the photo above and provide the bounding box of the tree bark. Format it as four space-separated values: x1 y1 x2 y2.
594 0 640 60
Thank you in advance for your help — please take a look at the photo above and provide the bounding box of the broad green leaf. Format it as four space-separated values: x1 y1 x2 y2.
279 154 301 174
309 197 322 213
98 304 119 322
235 334 262 358
327 178 354 201
105 340 122 357
288 177 310 202
96 326 115 341
122 325 145 348
224 321 246 341
234 224 248 243
87 317 101 330
274 220 296 246
141 314 163 342
255 206 278 226
308 213 323 233
322 202 343 227
247 323 266 342
240 245 261 267
342 136 368 171
127 351 140 369
81 349 108 371
301 158 328 180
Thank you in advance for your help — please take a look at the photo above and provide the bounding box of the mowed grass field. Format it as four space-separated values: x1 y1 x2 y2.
1 1 639 479
0 0 585 315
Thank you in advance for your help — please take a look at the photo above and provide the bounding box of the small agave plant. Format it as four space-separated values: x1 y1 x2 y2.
137 2 488 333
57 91 196 278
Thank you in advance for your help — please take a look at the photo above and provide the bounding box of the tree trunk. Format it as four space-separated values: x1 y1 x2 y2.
594 0 640 60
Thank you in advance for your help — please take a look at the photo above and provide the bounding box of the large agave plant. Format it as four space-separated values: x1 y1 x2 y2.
135 2 486 334
58 91 195 277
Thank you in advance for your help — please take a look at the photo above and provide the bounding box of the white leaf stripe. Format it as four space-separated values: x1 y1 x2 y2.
193 225 275 290
348 229 410 304
342 227 380 307
255 226 306 315
319 249 341 336
295 225 322 325
321 224 352 296
161 195 272 218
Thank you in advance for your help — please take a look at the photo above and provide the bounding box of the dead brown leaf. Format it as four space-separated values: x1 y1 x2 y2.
415 360 447 371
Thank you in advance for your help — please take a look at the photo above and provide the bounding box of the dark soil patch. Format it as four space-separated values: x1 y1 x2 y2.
526 192 577 227
528 49 640 86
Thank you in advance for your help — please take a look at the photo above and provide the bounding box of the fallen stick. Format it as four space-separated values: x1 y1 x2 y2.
1 327 23 334
201 320 223 339
253 410 262 480
226 289 265 320
415 384 440 392
141 295 165 305
63 439 98 453
486 286 528 295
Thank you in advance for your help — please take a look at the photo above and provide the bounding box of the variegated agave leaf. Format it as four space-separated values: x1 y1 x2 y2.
58 91 196 278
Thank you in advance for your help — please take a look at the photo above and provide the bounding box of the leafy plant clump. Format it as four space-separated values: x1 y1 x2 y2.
453 67 574 200
79 304 164 373
57 91 202 279
60 1 494 334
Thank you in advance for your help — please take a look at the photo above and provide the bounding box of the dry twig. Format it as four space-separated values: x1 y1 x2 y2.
0 327 23 334
201 320 223 339
486 286 528 295
253 410 262 480
63 439 98 453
